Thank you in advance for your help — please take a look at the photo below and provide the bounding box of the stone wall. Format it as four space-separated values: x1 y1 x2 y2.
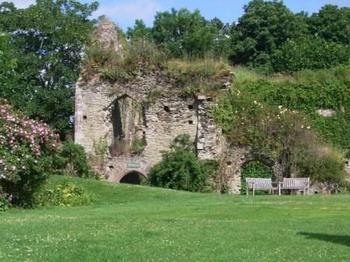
143 95 198 166
74 73 228 185
74 18 239 191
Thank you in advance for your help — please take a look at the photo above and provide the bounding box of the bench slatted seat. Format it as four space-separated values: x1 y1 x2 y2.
246 178 275 196
280 177 310 195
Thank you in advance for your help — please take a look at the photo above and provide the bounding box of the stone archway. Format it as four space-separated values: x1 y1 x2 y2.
119 171 146 185
240 160 274 195
218 147 278 194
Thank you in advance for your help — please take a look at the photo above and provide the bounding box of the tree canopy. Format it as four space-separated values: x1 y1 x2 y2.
0 0 98 136
126 1 350 71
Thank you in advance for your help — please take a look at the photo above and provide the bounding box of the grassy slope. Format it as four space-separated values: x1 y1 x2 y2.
1 176 350 262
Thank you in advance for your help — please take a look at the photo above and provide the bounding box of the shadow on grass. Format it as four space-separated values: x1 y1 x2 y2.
298 232 350 247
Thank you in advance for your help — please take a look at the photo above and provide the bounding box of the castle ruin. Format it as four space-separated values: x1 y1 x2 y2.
74 18 245 193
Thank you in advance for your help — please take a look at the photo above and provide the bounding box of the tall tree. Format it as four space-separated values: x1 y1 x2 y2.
209 17 231 58
152 8 217 58
309 5 350 45
229 0 308 67
0 0 98 136
127 19 152 41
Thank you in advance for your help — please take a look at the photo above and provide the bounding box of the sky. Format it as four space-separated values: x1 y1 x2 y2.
4 0 350 30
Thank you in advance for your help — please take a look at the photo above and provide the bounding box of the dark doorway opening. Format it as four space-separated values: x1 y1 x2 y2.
120 171 145 185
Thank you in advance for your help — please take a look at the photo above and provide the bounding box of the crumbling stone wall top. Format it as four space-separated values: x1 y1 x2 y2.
93 16 122 52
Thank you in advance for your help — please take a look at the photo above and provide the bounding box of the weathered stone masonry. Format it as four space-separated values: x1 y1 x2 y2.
74 18 262 194
74 71 226 185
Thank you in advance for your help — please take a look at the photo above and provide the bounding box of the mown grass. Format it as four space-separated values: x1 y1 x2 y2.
1 176 350 261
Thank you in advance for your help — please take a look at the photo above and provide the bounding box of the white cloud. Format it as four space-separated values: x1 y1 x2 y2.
94 0 162 28
1 0 35 8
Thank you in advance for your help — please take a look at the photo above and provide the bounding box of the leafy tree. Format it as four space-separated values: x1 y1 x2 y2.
309 5 350 45
209 17 231 58
271 36 350 72
152 8 217 58
229 0 308 68
127 19 152 41
0 0 98 136
0 34 19 101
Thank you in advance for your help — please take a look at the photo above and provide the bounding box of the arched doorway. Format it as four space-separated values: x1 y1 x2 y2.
120 171 146 185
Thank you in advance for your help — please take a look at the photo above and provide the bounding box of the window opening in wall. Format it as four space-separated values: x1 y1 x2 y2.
111 99 123 139
110 99 127 157
164 106 170 112
188 104 194 110
189 120 194 125
83 115 87 120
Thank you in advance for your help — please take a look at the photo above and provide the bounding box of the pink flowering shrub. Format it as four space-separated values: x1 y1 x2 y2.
0 99 59 206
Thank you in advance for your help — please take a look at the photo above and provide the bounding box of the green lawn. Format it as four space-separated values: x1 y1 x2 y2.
1 176 350 262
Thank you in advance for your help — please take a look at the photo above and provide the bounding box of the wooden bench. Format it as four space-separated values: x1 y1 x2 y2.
245 178 277 196
279 177 310 195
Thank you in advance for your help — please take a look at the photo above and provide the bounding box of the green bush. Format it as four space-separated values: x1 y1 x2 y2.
240 161 274 195
149 134 216 192
0 190 10 212
0 100 58 207
271 37 350 72
54 141 96 179
214 84 346 184
34 181 91 207
291 144 346 184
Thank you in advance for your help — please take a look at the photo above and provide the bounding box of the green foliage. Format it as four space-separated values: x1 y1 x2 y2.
0 0 98 135
125 3 350 71
0 34 19 99
165 59 232 96
214 71 347 183
131 138 146 155
240 161 273 195
0 190 9 212
0 100 59 207
54 141 96 178
85 37 166 83
292 144 346 184
149 134 215 192
152 8 219 58
309 5 350 45
272 37 350 72
34 181 91 207
85 32 232 96
234 66 350 151
229 0 308 68
128 9 231 59
127 19 152 41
